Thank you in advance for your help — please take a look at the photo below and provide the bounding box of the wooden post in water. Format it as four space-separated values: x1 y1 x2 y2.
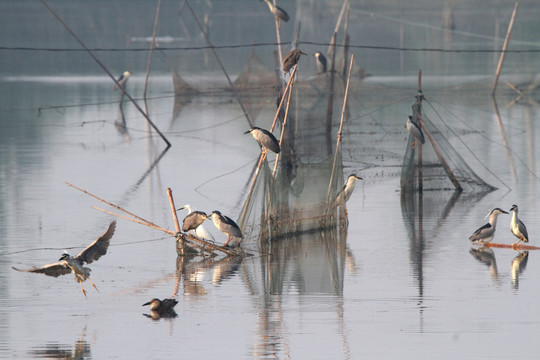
167 188 184 256
412 70 424 194
491 2 518 96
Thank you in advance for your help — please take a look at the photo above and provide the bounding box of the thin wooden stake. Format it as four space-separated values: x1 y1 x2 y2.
492 2 519 96
143 0 162 114
167 188 184 255
272 66 296 177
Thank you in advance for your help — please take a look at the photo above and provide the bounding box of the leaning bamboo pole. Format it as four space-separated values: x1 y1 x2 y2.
485 242 540 250
143 0 161 114
491 2 519 96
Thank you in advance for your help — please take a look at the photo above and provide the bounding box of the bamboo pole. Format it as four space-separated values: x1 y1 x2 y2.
185 0 253 128
40 0 171 148
326 32 338 155
416 70 423 194
143 0 161 114
326 55 355 212
491 2 519 96
272 0 284 78
485 242 540 250
272 66 296 177
167 188 184 255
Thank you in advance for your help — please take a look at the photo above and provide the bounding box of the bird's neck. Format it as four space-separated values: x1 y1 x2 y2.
489 214 500 226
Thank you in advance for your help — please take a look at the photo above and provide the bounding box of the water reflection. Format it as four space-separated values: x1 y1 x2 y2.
511 251 528 290
469 246 500 283
29 326 90 359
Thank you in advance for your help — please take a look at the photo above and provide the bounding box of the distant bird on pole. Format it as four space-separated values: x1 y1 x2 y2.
262 0 289 22
114 70 130 90
406 115 425 148
245 127 281 154
314 51 327 74
12 221 116 298
283 49 307 73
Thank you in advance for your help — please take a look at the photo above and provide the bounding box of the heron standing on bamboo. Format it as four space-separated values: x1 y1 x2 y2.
334 174 363 206
283 49 306 73
208 210 243 247
12 221 116 298
262 0 289 22
177 205 214 241
510 204 529 247
469 208 508 244
314 51 327 74
114 71 130 90
245 127 280 154
406 115 425 149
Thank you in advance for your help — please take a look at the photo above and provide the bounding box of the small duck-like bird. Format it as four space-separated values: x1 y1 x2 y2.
406 115 425 148
12 221 116 297
143 298 178 320
244 127 281 154
510 204 529 247
282 49 307 73
262 0 289 22
208 210 243 247
114 70 130 90
314 51 327 74
177 205 214 241
469 208 508 244
334 174 363 206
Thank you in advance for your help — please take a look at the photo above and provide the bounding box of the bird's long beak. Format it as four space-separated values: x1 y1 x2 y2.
243 129 252 134
176 207 185 211
143 301 151 306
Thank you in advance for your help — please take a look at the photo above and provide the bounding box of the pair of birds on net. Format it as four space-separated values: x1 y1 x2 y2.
469 205 529 247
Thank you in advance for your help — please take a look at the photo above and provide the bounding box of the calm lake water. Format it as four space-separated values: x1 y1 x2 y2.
2 0 540 359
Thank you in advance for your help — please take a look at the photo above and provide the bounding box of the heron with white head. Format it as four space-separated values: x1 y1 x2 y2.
469 208 508 244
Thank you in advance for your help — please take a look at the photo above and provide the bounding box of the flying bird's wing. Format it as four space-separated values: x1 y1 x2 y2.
77 221 116 264
12 262 71 277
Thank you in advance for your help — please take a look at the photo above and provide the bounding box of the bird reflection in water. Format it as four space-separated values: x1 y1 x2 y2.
469 246 499 281
511 251 529 290
29 326 90 359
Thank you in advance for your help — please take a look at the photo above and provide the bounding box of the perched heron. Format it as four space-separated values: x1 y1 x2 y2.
406 115 425 148
469 208 508 244
262 0 289 22
510 204 529 247
177 205 214 241
143 298 178 320
114 71 130 90
283 49 307 73
334 174 363 206
12 221 116 297
314 51 327 74
208 210 243 247
244 127 280 154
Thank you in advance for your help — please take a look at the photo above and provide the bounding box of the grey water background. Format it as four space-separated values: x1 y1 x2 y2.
2 0 540 358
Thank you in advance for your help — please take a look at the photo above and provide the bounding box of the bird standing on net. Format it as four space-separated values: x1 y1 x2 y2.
262 0 289 22
177 205 214 241
406 115 425 149
12 221 116 298
314 51 327 74
114 71 130 90
208 211 243 247
245 127 280 154
469 208 508 244
283 49 307 73
510 204 529 247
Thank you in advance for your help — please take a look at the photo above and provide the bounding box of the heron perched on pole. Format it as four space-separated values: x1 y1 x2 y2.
469 208 508 244
262 0 289 22
114 71 130 90
177 205 214 241
334 174 363 206
208 210 243 247
12 221 116 297
406 115 425 148
510 204 529 247
283 49 306 73
245 127 280 154
314 51 327 74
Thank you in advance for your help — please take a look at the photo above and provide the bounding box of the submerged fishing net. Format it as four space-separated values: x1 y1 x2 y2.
400 94 496 193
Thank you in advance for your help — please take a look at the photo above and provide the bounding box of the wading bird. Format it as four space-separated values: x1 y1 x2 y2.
510 204 529 247
208 211 243 247
245 127 280 154
262 0 289 22
283 49 307 73
469 208 508 244
314 51 327 74
334 174 363 206
177 205 214 241
114 71 130 90
12 221 116 298
406 115 425 148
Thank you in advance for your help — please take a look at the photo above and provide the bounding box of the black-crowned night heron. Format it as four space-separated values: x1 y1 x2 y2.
143 298 178 320
510 204 529 247
334 174 363 206
314 51 327 74
406 115 425 148
114 71 130 90
208 210 243 247
262 0 289 22
12 221 116 297
177 205 214 241
469 208 508 244
244 127 280 154
283 49 307 73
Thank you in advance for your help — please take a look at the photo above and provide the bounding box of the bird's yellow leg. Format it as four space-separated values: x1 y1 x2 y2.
80 282 87 298
87 277 99 292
